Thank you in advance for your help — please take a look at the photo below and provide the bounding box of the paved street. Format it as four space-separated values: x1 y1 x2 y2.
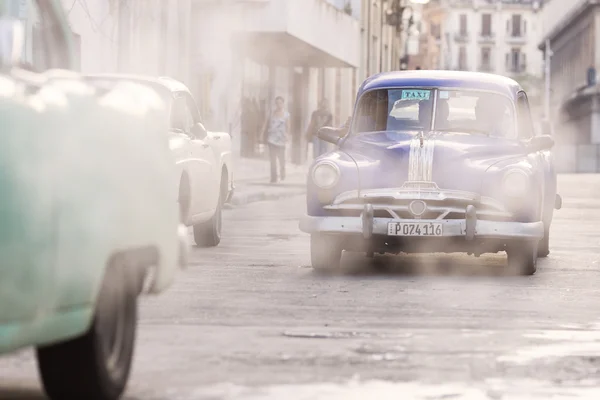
3 174 600 399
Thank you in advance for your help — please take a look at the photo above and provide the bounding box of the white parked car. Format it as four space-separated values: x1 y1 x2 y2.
85 74 234 247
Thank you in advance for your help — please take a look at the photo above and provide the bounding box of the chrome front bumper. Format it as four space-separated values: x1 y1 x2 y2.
300 205 544 241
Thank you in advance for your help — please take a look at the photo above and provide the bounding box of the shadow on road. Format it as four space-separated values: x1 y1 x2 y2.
315 252 540 278
0 388 46 400
0 388 144 400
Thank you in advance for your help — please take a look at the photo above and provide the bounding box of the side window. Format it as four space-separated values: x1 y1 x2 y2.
170 96 195 134
516 93 534 139
183 92 202 125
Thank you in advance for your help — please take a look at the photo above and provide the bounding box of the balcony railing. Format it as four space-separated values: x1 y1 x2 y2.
506 34 527 44
507 65 527 74
454 32 469 42
478 32 495 43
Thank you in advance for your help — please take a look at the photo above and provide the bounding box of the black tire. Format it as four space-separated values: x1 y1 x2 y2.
538 227 550 258
37 257 138 400
193 202 222 247
506 241 538 276
178 175 190 224
310 234 343 273
193 177 225 247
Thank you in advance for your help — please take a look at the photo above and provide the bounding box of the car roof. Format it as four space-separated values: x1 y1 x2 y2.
83 73 190 96
358 70 523 99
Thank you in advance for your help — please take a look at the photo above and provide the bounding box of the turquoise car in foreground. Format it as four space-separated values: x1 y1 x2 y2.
0 2 187 399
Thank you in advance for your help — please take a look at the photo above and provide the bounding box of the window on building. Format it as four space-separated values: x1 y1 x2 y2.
458 46 467 70
511 14 522 37
459 14 467 35
383 44 389 71
481 47 491 70
431 23 441 39
370 35 378 74
510 48 521 72
481 14 492 36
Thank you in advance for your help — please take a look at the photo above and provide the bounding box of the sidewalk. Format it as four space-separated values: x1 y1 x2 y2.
228 156 309 207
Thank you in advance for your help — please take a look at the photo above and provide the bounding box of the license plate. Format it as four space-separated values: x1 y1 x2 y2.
387 222 443 237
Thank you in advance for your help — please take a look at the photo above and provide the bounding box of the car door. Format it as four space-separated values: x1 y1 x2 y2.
171 92 217 217
183 92 220 213
0 0 70 321
516 92 555 216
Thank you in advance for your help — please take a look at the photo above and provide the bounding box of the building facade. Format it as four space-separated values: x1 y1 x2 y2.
539 0 600 172
189 0 422 162
191 0 364 163
58 0 192 84
356 0 424 78
420 0 543 80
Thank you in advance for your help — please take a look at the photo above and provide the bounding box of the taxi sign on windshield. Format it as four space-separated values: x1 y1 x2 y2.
401 90 430 101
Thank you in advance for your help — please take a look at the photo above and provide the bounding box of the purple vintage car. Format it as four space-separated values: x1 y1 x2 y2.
300 70 562 275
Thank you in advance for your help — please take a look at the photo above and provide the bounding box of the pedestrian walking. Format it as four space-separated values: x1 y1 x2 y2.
261 96 290 183
306 98 333 159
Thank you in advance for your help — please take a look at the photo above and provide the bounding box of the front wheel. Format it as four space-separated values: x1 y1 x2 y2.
310 234 343 273
506 241 538 276
193 200 222 247
37 258 138 400
537 227 550 258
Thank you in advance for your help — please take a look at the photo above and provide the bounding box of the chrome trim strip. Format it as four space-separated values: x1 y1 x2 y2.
423 139 435 182
323 204 511 219
332 186 506 209
407 138 435 182
408 137 420 181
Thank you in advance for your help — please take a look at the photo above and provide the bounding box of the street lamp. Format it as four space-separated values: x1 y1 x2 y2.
385 0 429 69
385 0 430 35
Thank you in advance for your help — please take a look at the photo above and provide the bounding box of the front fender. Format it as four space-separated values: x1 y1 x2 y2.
483 155 543 222
307 151 359 216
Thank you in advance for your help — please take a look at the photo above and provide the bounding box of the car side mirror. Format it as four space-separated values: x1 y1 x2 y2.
318 126 346 145
527 134 554 152
190 122 207 140
0 18 25 68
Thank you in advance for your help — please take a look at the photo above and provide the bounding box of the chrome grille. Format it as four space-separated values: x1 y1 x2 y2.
324 182 511 221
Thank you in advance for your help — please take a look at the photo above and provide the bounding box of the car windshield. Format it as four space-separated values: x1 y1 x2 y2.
353 87 516 138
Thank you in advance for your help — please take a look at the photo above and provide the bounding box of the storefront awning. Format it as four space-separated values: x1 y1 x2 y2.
231 0 360 69
233 31 356 68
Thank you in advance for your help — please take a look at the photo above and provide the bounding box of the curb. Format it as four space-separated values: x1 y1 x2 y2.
228 188 306 207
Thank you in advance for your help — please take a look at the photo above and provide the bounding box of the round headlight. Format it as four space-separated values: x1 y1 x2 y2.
312 162 340 189
502 170 529 198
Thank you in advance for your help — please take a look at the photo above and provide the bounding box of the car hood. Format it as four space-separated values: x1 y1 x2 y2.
342 131 527 193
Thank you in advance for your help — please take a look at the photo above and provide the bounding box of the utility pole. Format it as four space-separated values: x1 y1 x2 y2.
117 0 130 72
544 38 551 122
